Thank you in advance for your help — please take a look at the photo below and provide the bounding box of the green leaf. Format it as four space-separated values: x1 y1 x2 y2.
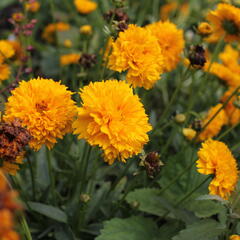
157 147 207 203
28 202 67 223
96 216 160 240
188 199 225 218
125 188 167 216
172 219 225 240
54 224 75 240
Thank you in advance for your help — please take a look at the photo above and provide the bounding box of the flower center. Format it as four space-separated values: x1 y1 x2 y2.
222 20 239 35
35 101 48 112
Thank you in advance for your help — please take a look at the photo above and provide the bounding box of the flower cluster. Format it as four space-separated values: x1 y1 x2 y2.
4 77 77 151
197 139 238 200
0 171 21 240
108 24 164 89
73 80 152 164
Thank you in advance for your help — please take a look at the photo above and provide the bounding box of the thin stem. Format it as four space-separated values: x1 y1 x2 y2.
162 175 211 218
217 123 239 141
153 67 191 132
20 214 32 240
26 157 36 200
46 148 56 205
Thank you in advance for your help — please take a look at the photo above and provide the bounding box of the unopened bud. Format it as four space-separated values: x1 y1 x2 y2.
130 201 139 209
175 113 186 123
80 194 90 203
182 128 196 140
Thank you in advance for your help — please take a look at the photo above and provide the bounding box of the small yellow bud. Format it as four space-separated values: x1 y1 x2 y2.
175 113 186 123
198 22 213 35
63 39 72 48
80 194 90 203
80 25 92 35
130 201 139 208
182 128 196 140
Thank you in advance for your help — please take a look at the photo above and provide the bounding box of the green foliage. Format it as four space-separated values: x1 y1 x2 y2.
96 216 160 240
28 202 68 223
172 219 226 240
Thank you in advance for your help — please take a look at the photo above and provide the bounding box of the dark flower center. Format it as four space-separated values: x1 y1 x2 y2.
222 19 239 35
36 101 48 112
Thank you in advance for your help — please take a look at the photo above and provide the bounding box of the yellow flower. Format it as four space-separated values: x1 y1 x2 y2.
0 40 15 63
60 53 81 66
221 88 240 125
42 22 70 43
74 0 97 14
63 39 72 48
72 80 152 164
0 64 10 82
80 25 93 35
230 235 240 240
146 20 185 72
160 2 189 21
198 22 213 35
207 45 240 87
198 104 228 141
2 152 25 176
206 3 240 42
108 24 164 89
4 77 77 151
182 128 196 140
197 139 238 200
25 1 40 12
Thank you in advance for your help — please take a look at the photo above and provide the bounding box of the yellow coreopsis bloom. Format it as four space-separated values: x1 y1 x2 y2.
72 80 152 164
0 64 10 82
42 22 70 43
4 77 77 151
108 24 164 89
221 88 240 125
60 53 81 66
230 235 240 240
206 3 240 42
74 0 97 14
0 40 15 63
146 20 185 72
197 139 238 200
198 104 228 141
207 45 240 87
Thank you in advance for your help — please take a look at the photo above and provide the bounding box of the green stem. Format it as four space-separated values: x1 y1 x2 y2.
46 148 56 205
162 175 211 218
217 123 239 141
20 214 32 240
153 67 191 132
26 157 36 200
